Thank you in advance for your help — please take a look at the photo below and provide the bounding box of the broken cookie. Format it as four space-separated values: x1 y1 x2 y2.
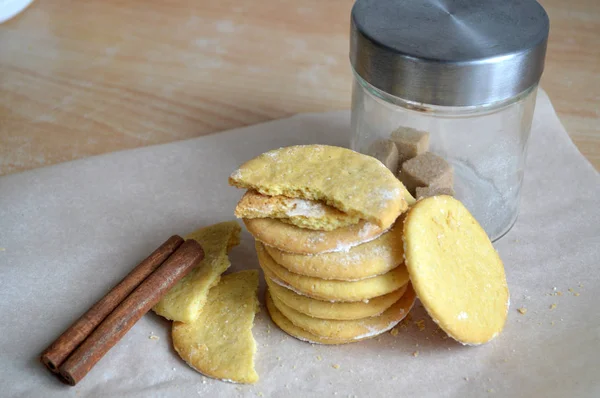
153 221 241 323
172 270 260 384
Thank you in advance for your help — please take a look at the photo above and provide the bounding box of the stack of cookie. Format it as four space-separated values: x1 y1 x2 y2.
230 145 417 344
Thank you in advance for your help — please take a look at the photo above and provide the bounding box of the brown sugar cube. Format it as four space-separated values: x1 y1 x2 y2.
390 127 430 164
398 152 453 195
416 185 455 200
367 139 400 172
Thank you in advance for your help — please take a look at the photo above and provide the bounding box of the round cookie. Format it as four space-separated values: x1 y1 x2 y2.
403 195 509 345
265 291 360 345
270 284 416 340
267 277 408 320
256 242 410 302
264 217 404 280
229 145 409 229
245 217 385 255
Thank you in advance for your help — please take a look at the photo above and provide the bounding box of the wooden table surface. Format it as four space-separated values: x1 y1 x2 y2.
1 0 598 176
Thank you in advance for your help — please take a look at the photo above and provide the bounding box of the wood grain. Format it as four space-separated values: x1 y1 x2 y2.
0 0 598 175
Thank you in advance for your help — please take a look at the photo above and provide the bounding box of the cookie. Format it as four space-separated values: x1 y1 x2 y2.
245 217 385 255
153 221 241 323
235 190 360 231
229 145 408 228
264 217 404 280
267 277 408 320
403 195 509 345
172 270 260 384
256 242 410 302
265 291 359 345
401 184 417 206
270 284 416 340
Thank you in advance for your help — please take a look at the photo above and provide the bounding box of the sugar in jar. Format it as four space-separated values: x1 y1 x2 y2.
349 0 549 240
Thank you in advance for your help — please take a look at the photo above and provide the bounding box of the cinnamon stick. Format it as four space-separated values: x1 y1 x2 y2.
58 239 204 386
41 235 184 373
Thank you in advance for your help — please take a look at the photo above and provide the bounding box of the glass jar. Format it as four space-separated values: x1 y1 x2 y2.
349 0 549 241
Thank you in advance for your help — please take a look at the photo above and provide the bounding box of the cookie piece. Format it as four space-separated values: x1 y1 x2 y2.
264 217 404 280
235 190 360 231
256 242 409 302
266 291 359 345
367 139 400 172
416 185 455 200
244 217 385 255
267 277 408 320
390 127 430 164
398 152 454 195
401 184 417 206
172 270 260 384
403 196 509 345
229 145 408 228
270 284 416 340
153 221 241 323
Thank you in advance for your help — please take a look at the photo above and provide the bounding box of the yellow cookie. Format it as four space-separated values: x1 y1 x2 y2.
267 277 408 320
270 284 416 340
229 145 408 228
257 242 409 302
172 270 260 384
265 291 362 345
401 185 417 206
235 190 360 231
245 217 385 255
264 217 404 280
403 195 509 345
153 221 241 323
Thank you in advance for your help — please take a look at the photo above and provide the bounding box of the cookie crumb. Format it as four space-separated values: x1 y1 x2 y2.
517 307 527 315
579 283 584 288
555 291 562 296
551 321 555 326
332 364 340 369
257 392 264 397
568 288 574 293
316 355 322 361
549 304 557 310
148 334 160 341
464 377 469 381
276 356 281 361
412 351 419 357
390 328 399 336
487 388 495 393
415 319 426 331
574 292 580 296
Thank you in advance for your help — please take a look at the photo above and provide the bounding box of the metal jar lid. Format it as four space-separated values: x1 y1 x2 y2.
350 0 549 107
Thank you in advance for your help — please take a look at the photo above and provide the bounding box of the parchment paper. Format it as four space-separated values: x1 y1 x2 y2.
0 90 599 398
